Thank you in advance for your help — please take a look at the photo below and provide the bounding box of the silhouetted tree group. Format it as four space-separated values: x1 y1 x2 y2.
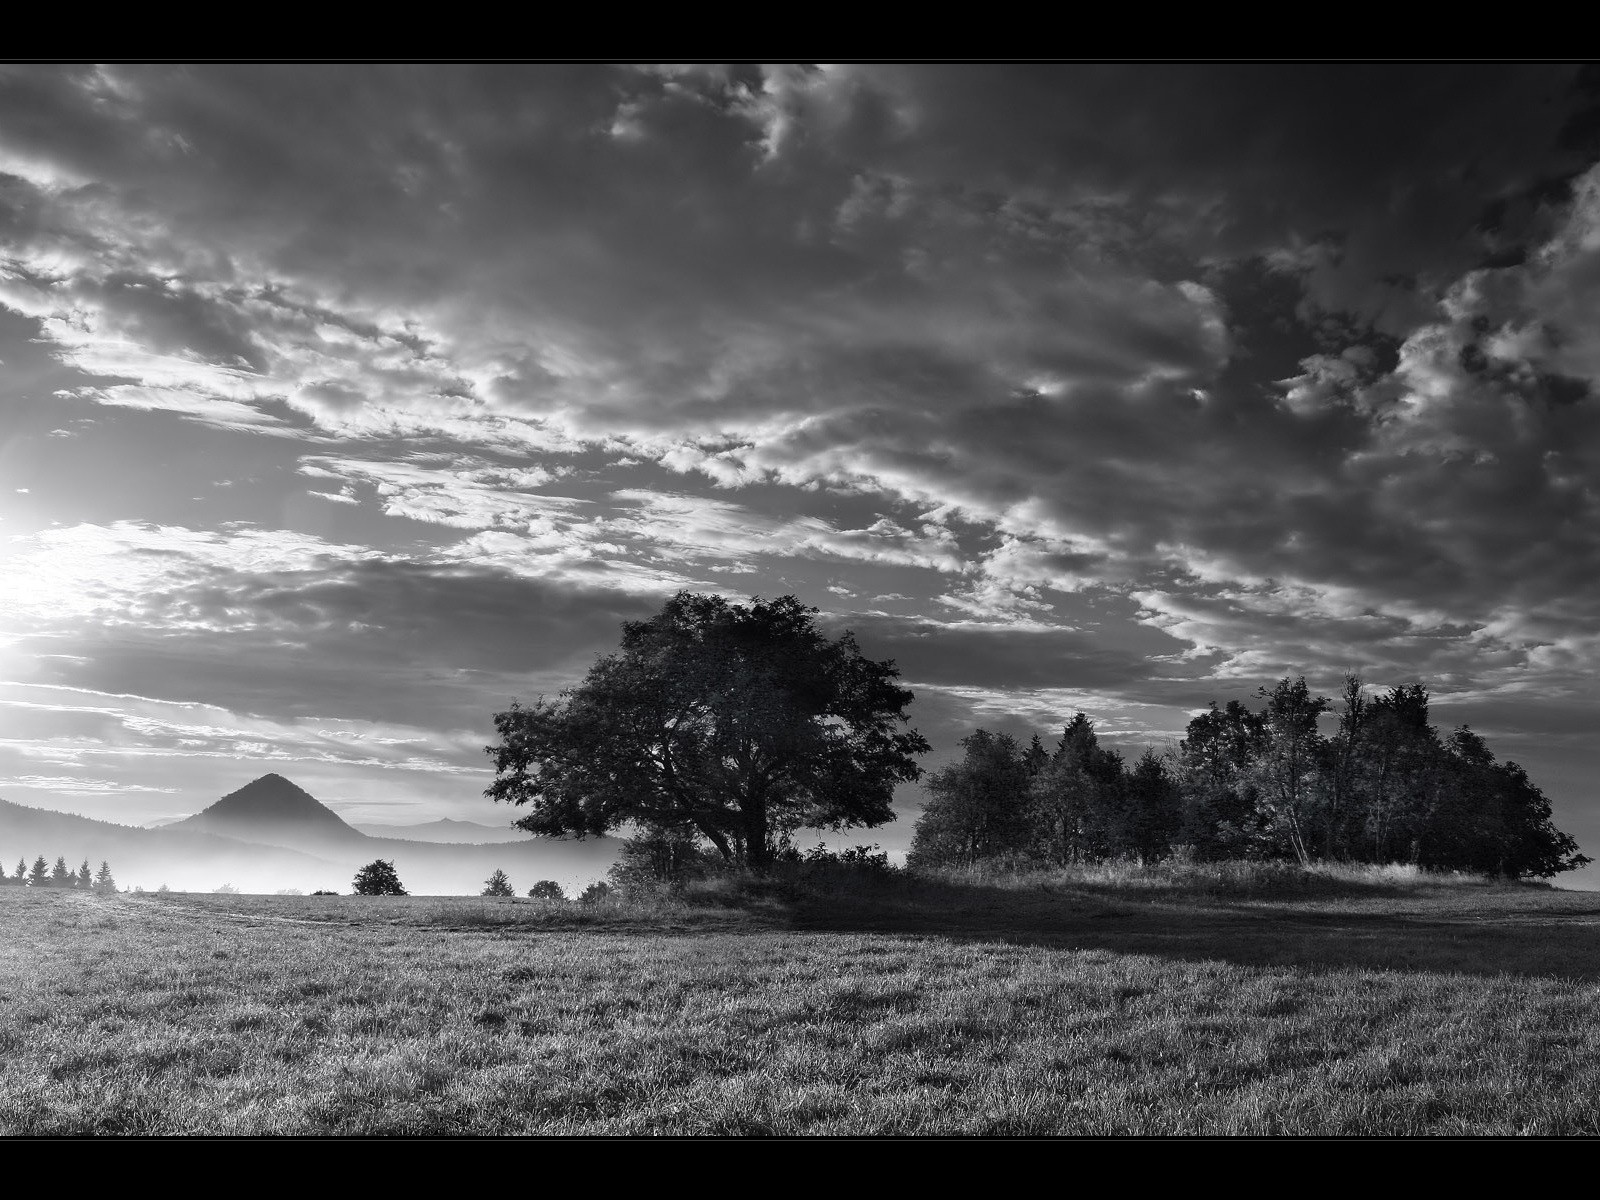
910 676 1590 880
1 855 116 891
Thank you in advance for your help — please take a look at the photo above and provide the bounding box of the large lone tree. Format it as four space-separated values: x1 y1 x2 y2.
486 592 929 870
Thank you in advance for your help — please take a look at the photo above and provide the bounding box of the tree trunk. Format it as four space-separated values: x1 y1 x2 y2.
742 790 771 872
694 818 735 863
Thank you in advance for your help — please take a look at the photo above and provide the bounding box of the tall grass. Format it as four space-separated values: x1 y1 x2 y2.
924 856 1513 899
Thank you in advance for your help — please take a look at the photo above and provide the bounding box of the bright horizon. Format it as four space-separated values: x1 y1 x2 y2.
2 65 1598 882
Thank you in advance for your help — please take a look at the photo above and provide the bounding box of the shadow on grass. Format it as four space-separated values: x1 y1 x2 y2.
771 873 1600 982
123 869 1600 980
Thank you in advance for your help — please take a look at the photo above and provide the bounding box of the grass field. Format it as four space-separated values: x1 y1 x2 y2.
6 864 1600 1135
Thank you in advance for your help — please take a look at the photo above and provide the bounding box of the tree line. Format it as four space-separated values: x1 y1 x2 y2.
0 856 117 891
910 675 1590 879
484 593 1589 883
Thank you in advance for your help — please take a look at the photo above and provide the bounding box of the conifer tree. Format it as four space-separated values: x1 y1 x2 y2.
76 860 92 889
94 861 117 894
28 856 49 887
51 856 71 886
12 857 24 882
481 869 514 897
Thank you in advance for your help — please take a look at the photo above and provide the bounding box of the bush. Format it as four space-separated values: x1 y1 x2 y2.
527 880 566 901
311 889 338 896
607 826 715 896
577 881 613 905
804 843 892 873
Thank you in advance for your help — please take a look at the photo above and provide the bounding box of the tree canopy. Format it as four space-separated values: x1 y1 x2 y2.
486 591 929 870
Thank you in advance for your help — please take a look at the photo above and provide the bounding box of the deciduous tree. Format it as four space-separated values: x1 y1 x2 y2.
486 592 928 871
352 860 407 896
1248 677 1331 866
908 730 1032 868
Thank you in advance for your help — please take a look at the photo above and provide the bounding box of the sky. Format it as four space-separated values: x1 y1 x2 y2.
2 64 1598 875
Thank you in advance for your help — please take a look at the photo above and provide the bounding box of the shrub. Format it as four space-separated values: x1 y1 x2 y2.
577 881 613 905
803 843 892 873
607 826 714 896
311 889 339 896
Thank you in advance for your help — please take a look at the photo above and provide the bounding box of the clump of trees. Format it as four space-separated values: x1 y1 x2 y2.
352 860 408 896
1 854 118 891
526 880 566 901
910 675 1590 880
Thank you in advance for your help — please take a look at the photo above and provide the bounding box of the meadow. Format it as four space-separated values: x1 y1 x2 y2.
5 863 1600 1135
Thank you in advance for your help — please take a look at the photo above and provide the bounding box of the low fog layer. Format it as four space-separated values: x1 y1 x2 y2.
0 776 622 896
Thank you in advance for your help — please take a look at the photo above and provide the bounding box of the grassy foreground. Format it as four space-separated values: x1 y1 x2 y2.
5 864 1600 1135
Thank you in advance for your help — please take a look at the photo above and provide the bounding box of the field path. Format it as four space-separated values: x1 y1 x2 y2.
106 892 357 929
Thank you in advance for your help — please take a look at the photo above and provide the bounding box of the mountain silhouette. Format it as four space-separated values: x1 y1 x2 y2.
171 773 365 849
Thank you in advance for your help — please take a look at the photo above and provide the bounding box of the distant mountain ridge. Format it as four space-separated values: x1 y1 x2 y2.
353 818 526 844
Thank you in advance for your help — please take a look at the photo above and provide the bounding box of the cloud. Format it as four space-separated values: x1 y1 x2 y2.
4 66 1600 841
